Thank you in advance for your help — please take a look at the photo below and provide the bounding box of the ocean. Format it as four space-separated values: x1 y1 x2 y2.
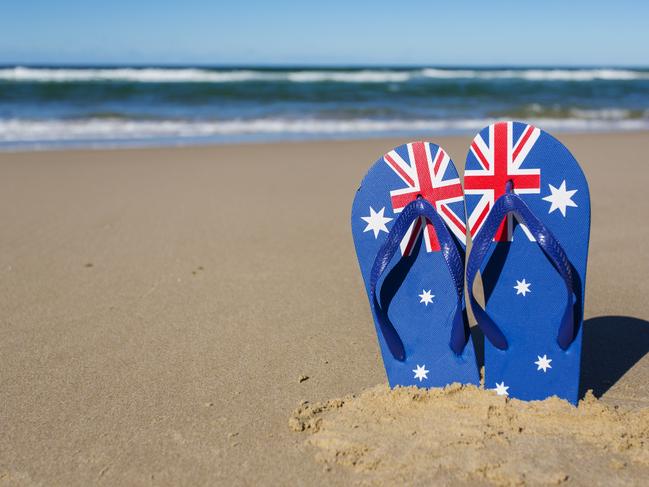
1 65 648 150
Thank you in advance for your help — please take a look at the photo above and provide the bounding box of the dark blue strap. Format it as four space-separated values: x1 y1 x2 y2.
369 198 468 361
466 184 578 350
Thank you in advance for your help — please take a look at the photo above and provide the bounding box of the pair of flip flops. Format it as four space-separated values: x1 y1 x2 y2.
352 121 590 405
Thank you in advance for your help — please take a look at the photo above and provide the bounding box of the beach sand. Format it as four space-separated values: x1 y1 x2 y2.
1 132 648 485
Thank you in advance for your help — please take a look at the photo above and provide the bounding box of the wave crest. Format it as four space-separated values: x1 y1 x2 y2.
2 67 649 83
2 117 648 145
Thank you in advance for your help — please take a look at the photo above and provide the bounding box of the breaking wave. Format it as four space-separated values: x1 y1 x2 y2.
2 117 648 148
2 66 649 83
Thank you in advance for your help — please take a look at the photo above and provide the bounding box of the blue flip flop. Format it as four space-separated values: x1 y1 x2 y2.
464 121 590 404
352 141 479 388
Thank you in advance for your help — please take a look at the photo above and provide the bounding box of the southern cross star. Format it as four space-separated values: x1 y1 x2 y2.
361 206 392 238
413 364 429 382
514 279 531 296
542 180 578 217
419 289 435 306
494 382 509 396
535 354 553 372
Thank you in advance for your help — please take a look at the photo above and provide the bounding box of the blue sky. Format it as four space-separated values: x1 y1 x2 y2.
1 0 648 66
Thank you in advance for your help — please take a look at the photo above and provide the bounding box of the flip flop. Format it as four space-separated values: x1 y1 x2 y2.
464 121 590 404
351 141 479 388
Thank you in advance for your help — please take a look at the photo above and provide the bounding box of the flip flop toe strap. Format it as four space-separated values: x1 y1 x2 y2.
369 198 468 361
466 184 578 351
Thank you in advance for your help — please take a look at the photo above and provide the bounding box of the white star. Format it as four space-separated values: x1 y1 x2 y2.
514 279 531 296
494 382 509 396
361 206 392 238
534 354 553 373
418 289 435 306
542 180 578 217
413 364 429 382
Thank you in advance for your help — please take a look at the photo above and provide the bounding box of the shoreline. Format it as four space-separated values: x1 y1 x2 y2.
2 127 649 154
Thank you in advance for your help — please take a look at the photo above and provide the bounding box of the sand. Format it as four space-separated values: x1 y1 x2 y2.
1 132 648 485
290 385 649 486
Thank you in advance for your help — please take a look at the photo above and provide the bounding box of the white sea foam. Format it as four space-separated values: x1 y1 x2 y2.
0 67 412 83
1 66 648 83
1 117 648 146
0 67 268 83
421 68 649 81
284 70 412 83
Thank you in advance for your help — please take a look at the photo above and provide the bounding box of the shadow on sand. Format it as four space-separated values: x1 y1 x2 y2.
580 315 649 398
470 315 649 399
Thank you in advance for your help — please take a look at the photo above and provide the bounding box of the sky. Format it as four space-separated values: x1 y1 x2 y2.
1 0 648 66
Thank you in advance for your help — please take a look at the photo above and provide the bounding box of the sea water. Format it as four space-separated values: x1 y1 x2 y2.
1 65 648 150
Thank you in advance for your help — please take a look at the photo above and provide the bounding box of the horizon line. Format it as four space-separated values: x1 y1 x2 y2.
1 62 649 69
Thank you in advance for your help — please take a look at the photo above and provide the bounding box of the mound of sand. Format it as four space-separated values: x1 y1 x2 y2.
290 385 649 486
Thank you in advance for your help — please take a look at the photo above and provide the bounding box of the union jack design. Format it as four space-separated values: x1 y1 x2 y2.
384 141 466 255
464 122 541 241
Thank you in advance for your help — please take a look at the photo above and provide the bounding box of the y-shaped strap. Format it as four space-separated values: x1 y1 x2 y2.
466 184 578 350
369 198 468 361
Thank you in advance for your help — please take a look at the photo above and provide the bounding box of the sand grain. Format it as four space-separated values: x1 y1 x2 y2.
291 385 649 486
